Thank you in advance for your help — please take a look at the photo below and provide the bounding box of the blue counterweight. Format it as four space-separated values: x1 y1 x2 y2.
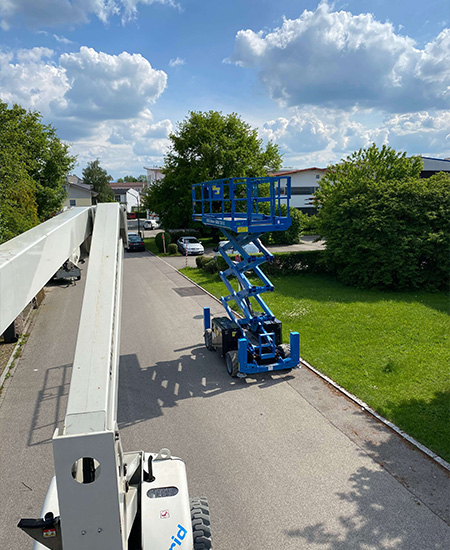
194 176 300 376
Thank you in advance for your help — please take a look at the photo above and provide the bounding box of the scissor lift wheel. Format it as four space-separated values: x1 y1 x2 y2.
225 350 239 377
204 328 214 351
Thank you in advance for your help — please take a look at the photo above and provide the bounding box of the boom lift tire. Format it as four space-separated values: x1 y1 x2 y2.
225 350 239 377
204 328 214 351
190 497 212 549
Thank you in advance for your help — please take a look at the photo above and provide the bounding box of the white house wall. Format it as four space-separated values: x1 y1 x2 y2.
289 169 325 209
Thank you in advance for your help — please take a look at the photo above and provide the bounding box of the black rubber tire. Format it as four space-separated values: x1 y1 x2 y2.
204 328 214 351
225 350 239 377
277 344 291 359
190 497 212 549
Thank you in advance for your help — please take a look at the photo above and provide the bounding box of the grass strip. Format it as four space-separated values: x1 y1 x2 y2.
180 267 450 462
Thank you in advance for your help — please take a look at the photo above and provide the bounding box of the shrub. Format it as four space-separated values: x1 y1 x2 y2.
154 231 172 252
299 212 319 234
271 206 302 245
195 256 205 268
168 243 178 255
202 257 218 273
315 144 450 291
196 250 328 276
265 250 328 276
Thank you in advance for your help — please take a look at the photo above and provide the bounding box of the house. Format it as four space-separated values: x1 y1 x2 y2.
420 156 450 178
109 181 147 213
271 167 327 214
63 175 97 207
144 166 164 185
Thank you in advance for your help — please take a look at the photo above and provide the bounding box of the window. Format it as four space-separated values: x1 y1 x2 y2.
291 187 317 195
69 199 76 207
316 175 321 180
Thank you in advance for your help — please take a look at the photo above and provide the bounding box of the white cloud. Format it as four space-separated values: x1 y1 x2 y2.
53 47 167 120
259 107 389 165
229 2 450 113
382 111 450 155
0 0 178 29
169 57 185 68
0 48 69 113
0 45 171 175
53 34 75 45
0 46 167 122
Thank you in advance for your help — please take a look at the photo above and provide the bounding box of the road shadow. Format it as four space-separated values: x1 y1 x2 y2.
27 363 71 447
286 465 446 549
285 419 450 549
117 348 294 428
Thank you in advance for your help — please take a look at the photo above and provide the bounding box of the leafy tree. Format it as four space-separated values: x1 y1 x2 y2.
82 159 114 203
145 111 282 228
117 174 147 183
315 144 450 290
0 101 75 243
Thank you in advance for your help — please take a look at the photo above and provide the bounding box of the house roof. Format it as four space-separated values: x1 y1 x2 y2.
68 181 98 196
110 181 145 190
270 167 327 176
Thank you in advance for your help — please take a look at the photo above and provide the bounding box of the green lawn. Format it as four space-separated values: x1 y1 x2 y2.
180 267 450 462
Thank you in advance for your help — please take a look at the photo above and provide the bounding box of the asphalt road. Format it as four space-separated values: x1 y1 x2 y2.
1 250 449 549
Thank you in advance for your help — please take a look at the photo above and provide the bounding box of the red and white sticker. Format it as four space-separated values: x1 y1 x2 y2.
160 510 170 519
43 528 56 538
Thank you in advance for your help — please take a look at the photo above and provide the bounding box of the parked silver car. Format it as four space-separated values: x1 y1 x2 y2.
177 236 204 255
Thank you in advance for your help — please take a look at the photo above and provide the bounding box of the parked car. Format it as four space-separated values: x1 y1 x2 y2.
127 233 145 252
177 236 204 255
143 219 160 230
127 212 137 220
213 240 260 258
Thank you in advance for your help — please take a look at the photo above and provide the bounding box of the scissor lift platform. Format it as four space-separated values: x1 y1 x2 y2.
192 176 292 234
192 176 300 377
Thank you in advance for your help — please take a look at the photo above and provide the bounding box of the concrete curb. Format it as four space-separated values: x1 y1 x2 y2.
0 305 36 390
154 252 450 473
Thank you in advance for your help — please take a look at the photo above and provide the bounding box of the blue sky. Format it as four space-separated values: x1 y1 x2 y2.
1 0 449 179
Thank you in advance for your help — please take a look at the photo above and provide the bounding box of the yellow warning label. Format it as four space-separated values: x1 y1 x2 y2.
237 226 248 233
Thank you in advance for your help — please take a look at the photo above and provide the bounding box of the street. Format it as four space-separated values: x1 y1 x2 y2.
0 250 449 549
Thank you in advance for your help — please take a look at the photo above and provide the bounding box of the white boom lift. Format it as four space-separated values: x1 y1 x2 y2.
0 203 212 550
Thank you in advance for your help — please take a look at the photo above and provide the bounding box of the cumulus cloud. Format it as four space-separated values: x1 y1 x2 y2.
53 47 167 120
383 111 450 154
229 1 450 113
0 0 178 29
0 46 170 169
0 48 69 113
260 107 388 162
0 46 167 122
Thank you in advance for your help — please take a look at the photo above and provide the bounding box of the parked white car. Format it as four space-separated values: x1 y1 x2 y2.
143 219 160 230
214 240 260 258
177 236 204 255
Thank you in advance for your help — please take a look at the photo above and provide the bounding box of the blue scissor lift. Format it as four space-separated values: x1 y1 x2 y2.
192 176 300 377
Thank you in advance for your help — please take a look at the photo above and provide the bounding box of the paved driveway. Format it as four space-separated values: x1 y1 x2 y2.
1 250 448 549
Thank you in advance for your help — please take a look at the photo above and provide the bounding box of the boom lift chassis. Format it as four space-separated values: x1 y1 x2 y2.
0 204 211 549
192 176 300 377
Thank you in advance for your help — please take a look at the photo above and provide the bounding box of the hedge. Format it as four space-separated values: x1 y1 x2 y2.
195 250 328 276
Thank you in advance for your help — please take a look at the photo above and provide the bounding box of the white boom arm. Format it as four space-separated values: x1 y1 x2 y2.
3 204 202 549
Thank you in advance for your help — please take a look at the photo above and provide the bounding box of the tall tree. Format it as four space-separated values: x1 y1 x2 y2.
82 160 114 203
145 111 282 228
0 101 75 243
315 144 449 290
